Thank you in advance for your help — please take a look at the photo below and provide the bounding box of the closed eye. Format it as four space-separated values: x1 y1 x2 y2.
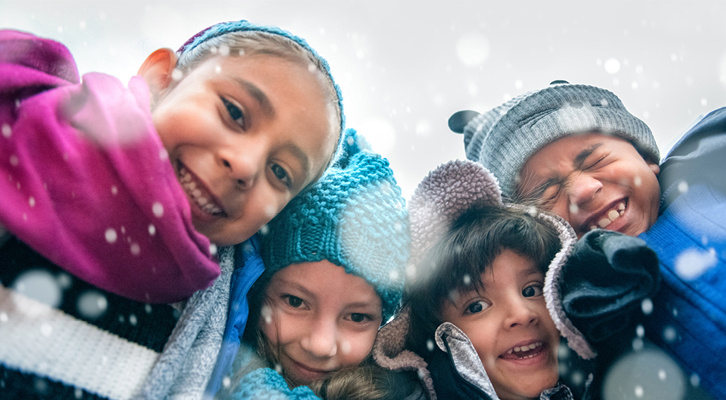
584 155 607 170
221 97 245 128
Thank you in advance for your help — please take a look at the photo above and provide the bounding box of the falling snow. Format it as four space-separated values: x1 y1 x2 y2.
1 123 11 138
674 247 717 280
152 202 164 217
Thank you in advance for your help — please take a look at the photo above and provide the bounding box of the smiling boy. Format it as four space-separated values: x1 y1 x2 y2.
451 81 726 398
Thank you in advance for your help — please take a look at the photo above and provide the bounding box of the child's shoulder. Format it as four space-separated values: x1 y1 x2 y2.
0 29 80 85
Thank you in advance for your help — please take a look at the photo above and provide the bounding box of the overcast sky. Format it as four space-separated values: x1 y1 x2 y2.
3 0 725 198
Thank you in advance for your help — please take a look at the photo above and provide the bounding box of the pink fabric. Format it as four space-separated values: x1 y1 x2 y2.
0 30 220 303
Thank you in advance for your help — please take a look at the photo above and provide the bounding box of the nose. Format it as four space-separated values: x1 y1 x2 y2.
503 297 538 329
566 172 602 208
300 318 338 359
218 139 265 189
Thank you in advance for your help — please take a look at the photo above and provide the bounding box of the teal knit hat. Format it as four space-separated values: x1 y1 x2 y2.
261 129 410 322
449 81 659 199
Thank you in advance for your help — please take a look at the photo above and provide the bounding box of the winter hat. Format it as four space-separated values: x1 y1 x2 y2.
261 129 409 322
448 81 659 198
407 159 595 358
177 20 345 155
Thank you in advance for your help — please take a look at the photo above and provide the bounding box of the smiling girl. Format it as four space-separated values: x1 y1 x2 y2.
0 20 344 399
218 130 411 399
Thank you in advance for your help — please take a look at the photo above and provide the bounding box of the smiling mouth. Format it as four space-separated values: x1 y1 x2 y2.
501 341 545 360
585 200 626 232
289 359 335 381
177 164 225 216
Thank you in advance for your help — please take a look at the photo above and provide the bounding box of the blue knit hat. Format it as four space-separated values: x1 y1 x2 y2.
261 129 410 322
449 81 659 199
177 20 345 154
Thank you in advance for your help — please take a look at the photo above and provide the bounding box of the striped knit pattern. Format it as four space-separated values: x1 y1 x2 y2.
0 237 178 399
261 130 409 322
459 82 659 198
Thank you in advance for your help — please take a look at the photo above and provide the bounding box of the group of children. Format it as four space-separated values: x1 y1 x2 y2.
0 16 723 400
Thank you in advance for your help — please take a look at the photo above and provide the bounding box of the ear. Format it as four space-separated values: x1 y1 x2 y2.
648 162 660 176
137 48 178 101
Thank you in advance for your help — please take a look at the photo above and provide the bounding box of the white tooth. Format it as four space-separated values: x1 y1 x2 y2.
507 349 513 355
198 197 208 206
530 343 537 350
192 189 202 198
618 202 625 211
598 218 610 228
188 182 197 190
513 347 521 352
590 225 597 231
608 210 620 221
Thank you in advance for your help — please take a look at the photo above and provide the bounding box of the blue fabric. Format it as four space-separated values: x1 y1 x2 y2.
638 106 726 399
205 235 266 398
228 368 320 400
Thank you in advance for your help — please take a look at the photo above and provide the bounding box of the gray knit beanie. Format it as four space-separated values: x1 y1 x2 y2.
261 129 409 322
449 81 659 199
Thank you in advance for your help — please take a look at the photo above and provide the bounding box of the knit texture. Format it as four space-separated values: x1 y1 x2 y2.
455 81 659 198
407 160 502 278
261 130 409 322
228 368 320 400
137 245 235 400
177 20 345 158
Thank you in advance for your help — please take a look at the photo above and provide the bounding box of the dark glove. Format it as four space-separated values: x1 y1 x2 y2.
561 229 660 348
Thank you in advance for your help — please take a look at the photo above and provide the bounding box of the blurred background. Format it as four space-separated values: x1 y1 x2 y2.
3 0 725 199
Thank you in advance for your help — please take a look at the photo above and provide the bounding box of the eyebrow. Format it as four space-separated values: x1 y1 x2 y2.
234 78 275 118
276 279 316 300
572 143 602 169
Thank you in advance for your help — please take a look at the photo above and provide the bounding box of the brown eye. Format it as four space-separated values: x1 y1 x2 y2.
285 295 303 307
465 300 489 315
522 284 543 298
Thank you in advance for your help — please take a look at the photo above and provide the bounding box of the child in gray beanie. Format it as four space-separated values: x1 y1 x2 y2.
450 81 726 399
218 129 412 400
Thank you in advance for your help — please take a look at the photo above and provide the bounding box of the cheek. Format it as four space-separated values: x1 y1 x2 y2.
258 306 282 345
339 331 377 366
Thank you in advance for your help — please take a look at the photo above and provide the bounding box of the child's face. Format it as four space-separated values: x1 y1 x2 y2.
439 249 560 400
151 55 338 246
517 133 661 239
259 261 382 385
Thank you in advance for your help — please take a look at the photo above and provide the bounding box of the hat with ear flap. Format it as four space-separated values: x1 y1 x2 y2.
406 159 596 359
449 80 659 199
260 129 409 322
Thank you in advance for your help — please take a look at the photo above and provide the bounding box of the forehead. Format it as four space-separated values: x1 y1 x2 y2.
522 133 636 174
269 261 380 303
204 54 337 171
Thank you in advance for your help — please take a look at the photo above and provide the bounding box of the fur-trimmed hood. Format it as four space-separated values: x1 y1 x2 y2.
372 159 593 399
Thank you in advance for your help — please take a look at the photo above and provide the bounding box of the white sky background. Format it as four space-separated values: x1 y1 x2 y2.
3 0 726 199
